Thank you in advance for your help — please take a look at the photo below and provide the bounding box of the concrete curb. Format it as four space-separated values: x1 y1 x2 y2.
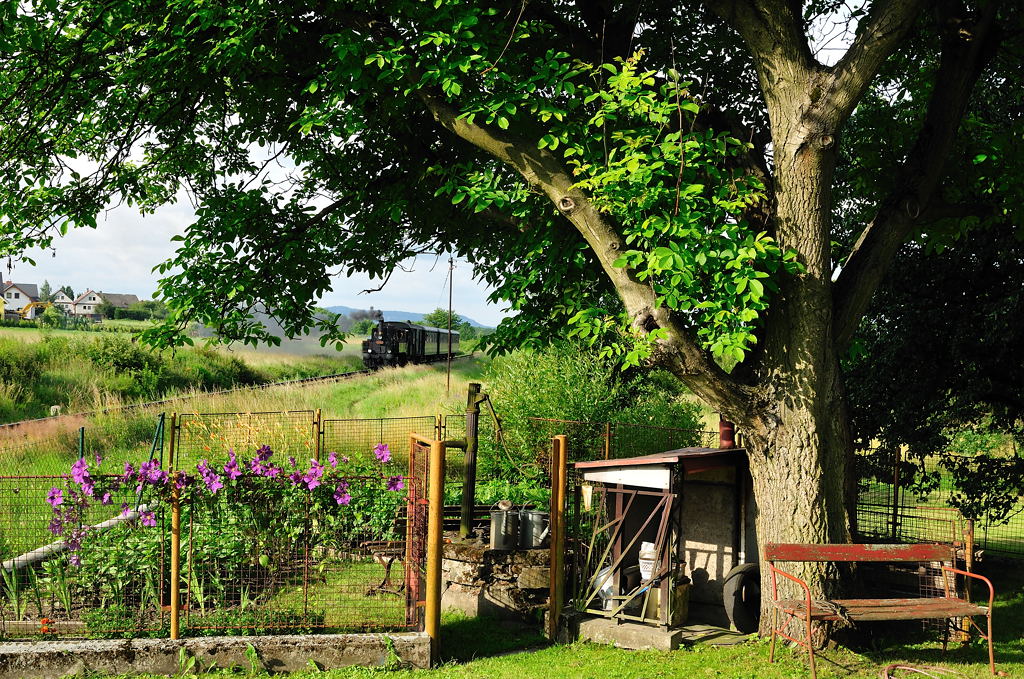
0 632 430 679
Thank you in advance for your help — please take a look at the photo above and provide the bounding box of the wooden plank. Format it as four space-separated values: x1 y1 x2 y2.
773 597 987 621
764 542 952 563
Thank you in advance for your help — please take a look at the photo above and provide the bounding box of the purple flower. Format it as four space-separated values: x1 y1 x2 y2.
48 517 64 535
197 460 223 494
139 510 156 527
288 470 304 486
81 479 95 497
386 476 405 492
94 452 103 467
333 482 351 505
122 462 135 482
139 460 168 485
46 487 63 508
256 444 273 461
101 492 112 506
71 458 90 484
328 452 338 468
288 456 298 468
342 455 350 463
373 443 391 464
69 554 81 567
302 460 324 490
120 503 131 517
173 472 191 490
223 450 242 480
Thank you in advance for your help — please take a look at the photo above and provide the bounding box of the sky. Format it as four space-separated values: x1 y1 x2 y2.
7 200 506 327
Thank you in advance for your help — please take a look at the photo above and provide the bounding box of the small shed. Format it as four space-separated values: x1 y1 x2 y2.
573 445 757 629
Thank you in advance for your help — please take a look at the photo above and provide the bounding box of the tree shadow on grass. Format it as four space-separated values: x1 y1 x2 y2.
439 613 550 663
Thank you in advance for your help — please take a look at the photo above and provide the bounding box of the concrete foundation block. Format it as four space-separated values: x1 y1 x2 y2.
577 617 688 651
0 632 430 679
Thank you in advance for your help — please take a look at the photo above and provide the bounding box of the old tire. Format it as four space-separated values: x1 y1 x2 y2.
722 563 761 633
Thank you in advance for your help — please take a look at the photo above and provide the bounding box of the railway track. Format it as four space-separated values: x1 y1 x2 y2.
0 353 474 433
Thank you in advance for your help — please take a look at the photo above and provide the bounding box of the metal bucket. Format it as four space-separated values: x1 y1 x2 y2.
489 510 520 550
519 510 550 549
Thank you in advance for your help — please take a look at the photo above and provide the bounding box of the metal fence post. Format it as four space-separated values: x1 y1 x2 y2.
425 438 446 663
548 435 568 640
460 383 482 538
891 447 902 541
168 413 181 640
603 422 611 459
313 408 322 462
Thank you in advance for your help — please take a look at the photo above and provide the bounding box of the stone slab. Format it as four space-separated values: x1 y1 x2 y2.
576 617 688 651
0 632 430 679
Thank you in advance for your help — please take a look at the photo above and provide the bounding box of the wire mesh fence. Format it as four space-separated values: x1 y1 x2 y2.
179 475 419 634
1 411 439 640
856 449 1023 557
0 475 168 638
174 411 317 468
322 416 438 468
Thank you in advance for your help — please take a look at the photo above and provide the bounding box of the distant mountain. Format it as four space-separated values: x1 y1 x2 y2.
324 305 492 328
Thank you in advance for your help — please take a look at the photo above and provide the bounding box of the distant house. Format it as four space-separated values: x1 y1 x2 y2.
72 290 141 318
52 290 76 315
3 281 40 312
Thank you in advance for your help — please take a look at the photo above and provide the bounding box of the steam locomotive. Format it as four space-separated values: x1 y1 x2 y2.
361 321 460 369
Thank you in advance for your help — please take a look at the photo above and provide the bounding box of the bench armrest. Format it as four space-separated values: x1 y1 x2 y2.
767 562 812 611
941 565 995 609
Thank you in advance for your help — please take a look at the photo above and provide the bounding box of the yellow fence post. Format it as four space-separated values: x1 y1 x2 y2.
548 434 568 640
425 438 446 664
168 413 181 640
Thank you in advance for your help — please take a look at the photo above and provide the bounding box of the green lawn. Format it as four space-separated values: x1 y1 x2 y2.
86 564 1023 679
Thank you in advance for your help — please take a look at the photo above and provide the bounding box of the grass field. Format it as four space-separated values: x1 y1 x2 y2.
0 326 367 425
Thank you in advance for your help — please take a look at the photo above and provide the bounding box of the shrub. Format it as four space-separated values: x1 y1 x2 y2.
83 335 162 374
0 339 41 384
481 343 704 479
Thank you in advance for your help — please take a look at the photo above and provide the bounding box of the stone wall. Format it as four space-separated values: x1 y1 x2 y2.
441 542 550 620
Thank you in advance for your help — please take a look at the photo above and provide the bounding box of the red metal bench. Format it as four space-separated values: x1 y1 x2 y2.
764 543 995 679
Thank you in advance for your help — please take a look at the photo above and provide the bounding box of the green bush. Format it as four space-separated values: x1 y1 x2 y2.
84 335 162 374
0 339 41 384
481 343 704 479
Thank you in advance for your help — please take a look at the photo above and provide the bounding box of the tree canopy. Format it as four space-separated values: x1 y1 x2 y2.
418 308 463 330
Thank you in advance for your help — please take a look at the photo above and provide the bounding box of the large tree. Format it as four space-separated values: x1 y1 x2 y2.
1 0 1019 625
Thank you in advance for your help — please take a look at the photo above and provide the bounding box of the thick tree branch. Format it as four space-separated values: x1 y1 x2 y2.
826 0 928 120
416 88 756 417
709 0 815 80
833 4 1001 349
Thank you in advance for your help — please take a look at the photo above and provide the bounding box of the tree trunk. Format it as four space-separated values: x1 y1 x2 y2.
741 359 853 635
728 82 853 632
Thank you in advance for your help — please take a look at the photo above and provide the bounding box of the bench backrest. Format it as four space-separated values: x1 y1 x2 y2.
764 542 953 563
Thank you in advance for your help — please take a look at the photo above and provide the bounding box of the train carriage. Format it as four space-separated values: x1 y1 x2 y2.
361 321 460 369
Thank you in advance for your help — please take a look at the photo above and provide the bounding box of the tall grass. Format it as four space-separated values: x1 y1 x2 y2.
0 328 362 424
0 357 489 477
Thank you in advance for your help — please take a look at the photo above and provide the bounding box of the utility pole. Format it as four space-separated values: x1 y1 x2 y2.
446 257 454 396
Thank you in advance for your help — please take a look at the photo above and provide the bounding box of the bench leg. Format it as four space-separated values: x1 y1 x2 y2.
769 607 777 663
806 616 817 679
987 613 995 675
